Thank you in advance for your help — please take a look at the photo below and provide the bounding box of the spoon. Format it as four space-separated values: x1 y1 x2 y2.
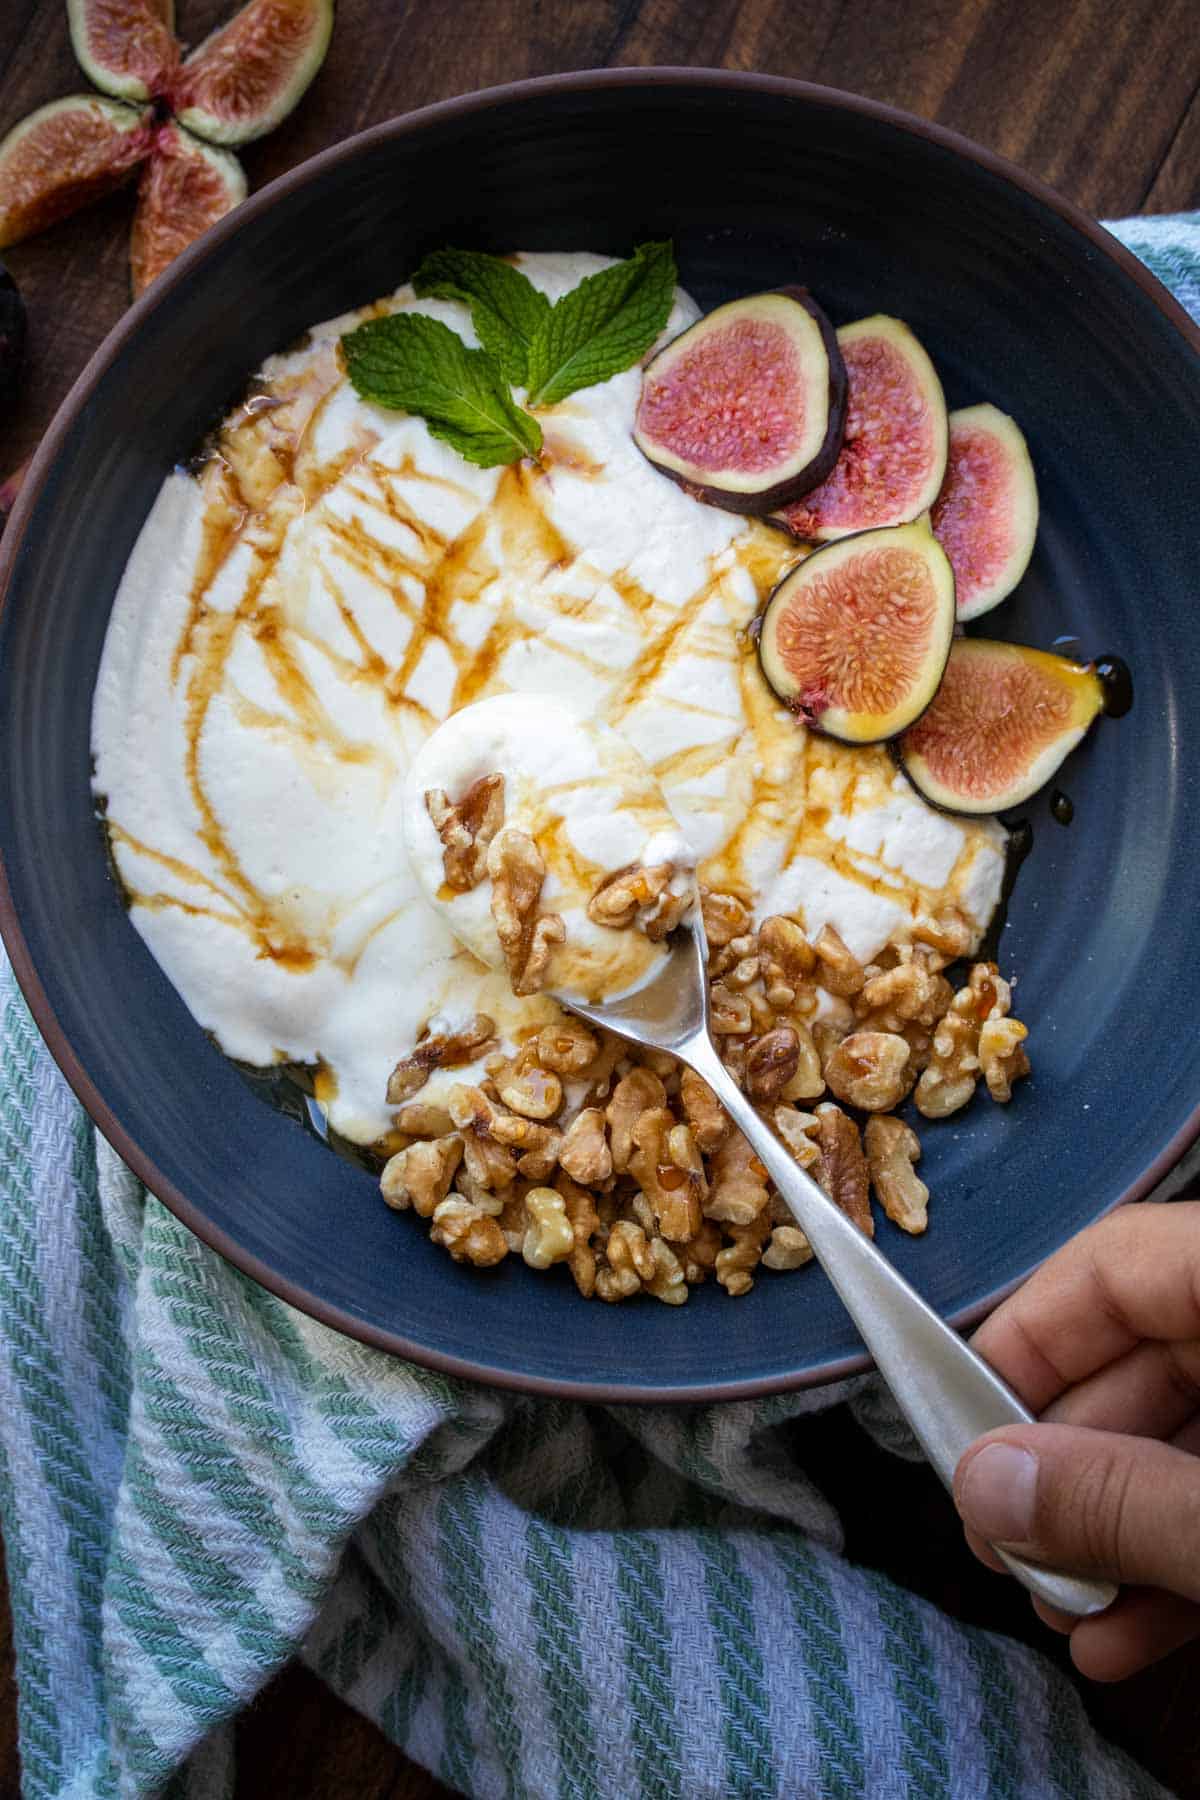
566 913 1116 1620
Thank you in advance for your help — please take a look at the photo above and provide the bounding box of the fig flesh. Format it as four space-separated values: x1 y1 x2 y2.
129 121 246 293
0 96 150 248
0 262 26 402
633 287 847 515
67 0 179 104
773 316 948 542
931 403 1039 620
758 519 956 743
171 0 335 147
897 639 1103 814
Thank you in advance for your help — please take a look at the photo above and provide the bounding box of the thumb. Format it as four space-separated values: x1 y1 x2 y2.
954 1424 1200 1600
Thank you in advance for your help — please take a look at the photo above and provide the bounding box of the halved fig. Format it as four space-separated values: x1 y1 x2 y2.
633 287 847 515
773 316 948 542
129 123 246 294
67 0 179 104
171 0 335 147
758 519 956 743
897 639 1104 814
931 404 1039 620
0 96 150 248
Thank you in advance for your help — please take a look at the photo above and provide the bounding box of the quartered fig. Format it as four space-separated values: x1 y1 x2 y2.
0 262 26 401
129 121 246 293
758 519 956 743
897 639 1104 814
773 316 948 542
170 0 335 147
0 96 150 248
931 403 1039 620
633 287 847 515
67 0 179 104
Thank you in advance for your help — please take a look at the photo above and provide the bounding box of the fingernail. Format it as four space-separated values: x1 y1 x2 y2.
959 1443 1038 1542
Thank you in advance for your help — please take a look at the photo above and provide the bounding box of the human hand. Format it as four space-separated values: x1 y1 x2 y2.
952 1201 1200 1681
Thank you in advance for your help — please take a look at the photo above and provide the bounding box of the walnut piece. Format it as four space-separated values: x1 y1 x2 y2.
979 1015 1030 1103
865 1115 929 1235
606 1068 666 1172
425 772 505 891
386 1014 497 1103
380 1134 463 1216
644 1236 688 1305
631 1106 702 1242
393 1101 454 1138
557 1172 600 1297
430 1196 508 1266
521 1186 575 1269
814 1102 872 1237
488 828 564 997
772 1105 820 1168
814 924 865 998
762 1225 814 1271
758 914 816 982
536 1018 599 1075
700 888 751 946
496 1064 563 1120
745 1026 801 1103
824 1030 913 1112
705 1130 770 1226
558 1107 613 1185
716 1212 770 1296
588 862 691 941
679 1068 729 1153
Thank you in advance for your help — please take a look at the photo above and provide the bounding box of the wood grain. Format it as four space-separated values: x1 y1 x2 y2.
1 2 1199 1795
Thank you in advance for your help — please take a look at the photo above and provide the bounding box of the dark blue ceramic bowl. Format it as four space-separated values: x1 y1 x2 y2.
2 71 1199 1400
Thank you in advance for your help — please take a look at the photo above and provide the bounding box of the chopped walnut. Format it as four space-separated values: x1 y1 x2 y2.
535 1018 599 1075
588 862 691 941
979 1015 1030 1102
911 961 1009 1120
430 1196 508 1266
811 1016 851 1075
386 1014 497 1103
710 983 753 1035
705 1130 770 1226
813 1103 873 1237
914 907 974 962
772 1105 821 1168
855 961 954 1034
425 772 505 890
758 914 816 983
558 1107 613 1185
644 1236 688 1305
762 1225 814 1271
393 1101 454 1138
778 1022 824 1102
824 1031 913 1112
380 1134 463 1216
700 888 751 946
631 1106 702 1241
865 1115 929 1235
681 1217 723 1284
521 1186 575 1269
557 1172 600 1297
716 1211 771 1296
814 924 865 998
516 1133 562 1181
745 1026 801 1103
596 1218 654 1301
496 1064 563 1121
606 1068 666 1172
448 1083 556 1158
679 1068 729 1153
488 829 565 996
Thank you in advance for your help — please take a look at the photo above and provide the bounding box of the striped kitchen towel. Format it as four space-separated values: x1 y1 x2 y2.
0 211 1194 1800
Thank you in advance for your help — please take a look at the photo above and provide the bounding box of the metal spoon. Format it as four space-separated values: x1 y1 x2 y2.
565 914 1116 1620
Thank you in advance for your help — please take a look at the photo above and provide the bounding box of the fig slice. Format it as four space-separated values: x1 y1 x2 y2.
0 96 151 249
129 122 246 294
772 316 948 542
758 519 956 743
632 287 847 515
897 639 1104 814
171 0 335 147
67 0 179 104
931 404 1039 621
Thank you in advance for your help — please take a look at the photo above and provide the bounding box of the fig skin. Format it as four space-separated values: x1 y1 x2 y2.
771 315 948 543
0 96 151 249
931 403 1039 621
896 638 1105 815
757 517 956 745
633 286 847 517
170 0 335 147
0 262 26 403
67 0 179 105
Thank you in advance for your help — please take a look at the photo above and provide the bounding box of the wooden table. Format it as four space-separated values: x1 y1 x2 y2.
0 2 1198 1794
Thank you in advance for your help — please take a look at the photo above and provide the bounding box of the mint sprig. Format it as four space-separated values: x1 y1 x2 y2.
340 313 542 469
412 248 550 386
339 243 679 472
525 241 677 408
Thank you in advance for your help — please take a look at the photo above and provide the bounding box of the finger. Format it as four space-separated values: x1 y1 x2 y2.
1042 1338 1200 1438
1032 1596 1077 1634
963 1525 1007 1574
954 1423 1200 1598
971 1202 1200 1412
1069 1588 1200 1683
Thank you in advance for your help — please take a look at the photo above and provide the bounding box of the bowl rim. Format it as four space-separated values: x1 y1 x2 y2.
2 65 1199 1403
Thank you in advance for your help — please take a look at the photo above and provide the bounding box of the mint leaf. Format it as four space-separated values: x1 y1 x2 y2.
341 312 542 469
525 242 677 409
412 249 550 385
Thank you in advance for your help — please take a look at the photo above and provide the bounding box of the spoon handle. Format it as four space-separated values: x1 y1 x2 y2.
691 1043 1116 1620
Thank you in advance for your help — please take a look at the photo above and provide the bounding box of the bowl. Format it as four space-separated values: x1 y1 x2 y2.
2 70 1199 1401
